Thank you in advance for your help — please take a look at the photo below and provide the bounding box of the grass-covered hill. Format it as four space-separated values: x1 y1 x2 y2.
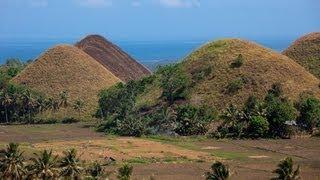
282 32 320 78
12 45 121 117
138 39 320 111
76 34 151 82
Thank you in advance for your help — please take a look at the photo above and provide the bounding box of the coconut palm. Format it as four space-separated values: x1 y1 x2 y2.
21 89 35 123
59 148 83 179
206 161 230 180
117 163 133 180
272 157 300 180
59 90 69 108
86 161 103 179
0 143 26 179
0 91 12 123
73 99 85 116
27 149 59 179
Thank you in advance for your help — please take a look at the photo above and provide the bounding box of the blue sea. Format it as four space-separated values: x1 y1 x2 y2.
0 38 293 70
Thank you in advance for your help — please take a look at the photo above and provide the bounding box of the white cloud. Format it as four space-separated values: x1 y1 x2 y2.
76 0 113 8
28 0 48 8
131 1 141 7
158 0 200 8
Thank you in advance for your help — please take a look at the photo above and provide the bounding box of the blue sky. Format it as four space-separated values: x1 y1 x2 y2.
0 0 319 41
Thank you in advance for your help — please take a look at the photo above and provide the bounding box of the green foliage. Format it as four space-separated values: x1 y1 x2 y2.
86 161 103 179
272 157 300 180
117 163 133 180
297 97 320 133
61 117 80 124
27 149 59 179
206 161 230 180
59 148 83 178
0 143 26 179
191 66 213 81
226 77 244 94
175 105 215 136
230 54 244 68
73 98 85 115
248 116 269 138
158 64 190 104
265 95 297 138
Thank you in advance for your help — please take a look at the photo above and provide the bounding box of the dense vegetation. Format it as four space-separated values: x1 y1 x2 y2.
97 64 320 139
0 59 86 124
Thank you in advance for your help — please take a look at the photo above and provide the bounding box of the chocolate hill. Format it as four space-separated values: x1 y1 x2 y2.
138 39 320 111
12 45 121 115
75 35 151 82
283 32 320 78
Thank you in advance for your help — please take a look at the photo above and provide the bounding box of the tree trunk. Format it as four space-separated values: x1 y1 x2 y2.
5 107 8 124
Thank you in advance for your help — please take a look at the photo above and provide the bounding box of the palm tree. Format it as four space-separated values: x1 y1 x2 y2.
0 92 12 123
21 89 35 123
27 149 59 179
59 90 69 108
86 161 102 179
46 97 60 117
272 157 300 180
206 161 230 180
73 99 85 116
117 163 133 180
59 148 83 179
0 143 26 179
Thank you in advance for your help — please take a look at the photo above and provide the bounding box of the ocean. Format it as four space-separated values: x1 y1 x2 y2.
0 38 293 70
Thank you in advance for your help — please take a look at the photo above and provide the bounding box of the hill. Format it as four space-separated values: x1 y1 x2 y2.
75 35 151 82
282 32 320 78
138 39 320 111
12 45 121 116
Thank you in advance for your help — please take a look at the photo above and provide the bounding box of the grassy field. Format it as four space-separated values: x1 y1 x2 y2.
0 123 319 179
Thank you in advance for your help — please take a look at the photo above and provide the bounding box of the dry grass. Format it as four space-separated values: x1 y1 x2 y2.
138 39 320 111
76 34 151 82
283 32 320 78
12 44 121 117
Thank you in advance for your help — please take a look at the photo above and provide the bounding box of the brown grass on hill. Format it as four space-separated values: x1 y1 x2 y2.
182 39 320 110
75 34 151 82
12 44 121 117
283 32 320 78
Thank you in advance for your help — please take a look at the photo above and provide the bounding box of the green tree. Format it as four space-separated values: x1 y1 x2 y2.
59 148 83 179
59 90 69 108
27 150 59 179
272 157 300 180
73 99 85 116
0 143 26 179
297 97 320 133
117 163 133 180
158 64 190 104
206 161 230 180
248 116 269 138
86 161 103 179
0 91 12 123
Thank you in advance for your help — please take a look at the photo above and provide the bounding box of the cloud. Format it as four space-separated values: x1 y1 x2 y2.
76 0 113 8
28 0 48 8
158 0 200 8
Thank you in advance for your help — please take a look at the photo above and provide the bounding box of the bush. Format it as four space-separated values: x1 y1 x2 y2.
191 66 213 81
266 96 297 138
117 164 133 180
226 78 244 94
158 64 190 104
61 117 79 124
175 105 215 136
230 54 244 68
248 116 269 138
272 157 300 180
206 161 230 180
297 97 320 133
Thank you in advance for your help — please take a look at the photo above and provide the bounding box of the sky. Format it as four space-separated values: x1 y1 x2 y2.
0 0 319 41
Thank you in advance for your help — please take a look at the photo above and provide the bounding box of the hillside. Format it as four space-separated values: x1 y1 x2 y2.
283 32 320 78
75 35 151 82
138 39 320 111
12 45 121 116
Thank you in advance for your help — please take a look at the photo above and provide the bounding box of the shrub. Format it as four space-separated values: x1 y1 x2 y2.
248 116 269 138
265 96 297 138
230 54 244 68
226 78 244 94
272 157 300 180
206 161 230 180
61 117 79 124
117 163 133 180
175 105 215 136
297 97 320 133
87 161 103 179
191 66 213 81
158 64 190 104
